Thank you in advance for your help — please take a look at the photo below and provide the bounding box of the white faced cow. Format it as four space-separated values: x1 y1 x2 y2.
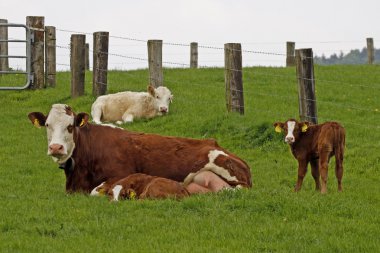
91 85 173 124
28 104 252 194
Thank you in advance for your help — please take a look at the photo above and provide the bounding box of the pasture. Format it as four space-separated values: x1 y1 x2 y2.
0 65 379 252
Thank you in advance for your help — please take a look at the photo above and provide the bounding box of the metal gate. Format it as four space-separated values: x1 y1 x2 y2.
0 23 33 90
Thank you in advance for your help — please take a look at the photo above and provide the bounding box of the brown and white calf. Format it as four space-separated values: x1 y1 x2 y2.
91 173 190 201
28 104 252 194
274 119 345 193
91 85 173 124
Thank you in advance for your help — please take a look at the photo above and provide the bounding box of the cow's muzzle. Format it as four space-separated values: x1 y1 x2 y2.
285 136 295 144
48 144 66 156
159 107 168 113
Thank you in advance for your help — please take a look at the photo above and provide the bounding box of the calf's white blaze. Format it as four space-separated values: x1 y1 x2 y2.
90 182 105 196
111 185 123 201
183 149 238 186
285 121 296 143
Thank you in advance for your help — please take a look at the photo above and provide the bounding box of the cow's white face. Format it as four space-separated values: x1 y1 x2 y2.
148 85 173 114
29 104 89 165
45 104 76 163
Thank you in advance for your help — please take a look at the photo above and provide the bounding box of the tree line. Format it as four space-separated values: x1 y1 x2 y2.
314 48 380 65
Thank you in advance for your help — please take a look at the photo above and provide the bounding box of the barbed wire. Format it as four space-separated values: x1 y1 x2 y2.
57 43 380 90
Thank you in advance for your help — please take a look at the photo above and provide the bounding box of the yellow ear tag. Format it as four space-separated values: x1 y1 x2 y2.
97 188 106 196
79 119 85 127
275 125 282 133
128 190 136 200
33 119 40 128
301 124 308 132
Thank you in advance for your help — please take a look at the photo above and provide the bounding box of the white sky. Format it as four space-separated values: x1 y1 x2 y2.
2 0 379 70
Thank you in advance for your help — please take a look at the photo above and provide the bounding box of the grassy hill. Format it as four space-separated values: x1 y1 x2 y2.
0 65 379 252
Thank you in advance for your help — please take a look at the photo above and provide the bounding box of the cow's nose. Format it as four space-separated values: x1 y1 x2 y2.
49 144 64 154
285 136 295 143
160 107 168 113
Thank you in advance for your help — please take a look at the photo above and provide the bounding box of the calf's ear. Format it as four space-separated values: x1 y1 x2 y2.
273 122 284 133
75 113 89 127
126 188 137 200
28 112 46 128
147 84 155 97
170 94 174 103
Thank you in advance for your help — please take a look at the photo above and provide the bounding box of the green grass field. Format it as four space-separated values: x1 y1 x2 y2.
0 65 379 252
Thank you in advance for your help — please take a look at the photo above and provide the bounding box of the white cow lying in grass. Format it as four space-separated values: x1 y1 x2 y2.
91 85 173 124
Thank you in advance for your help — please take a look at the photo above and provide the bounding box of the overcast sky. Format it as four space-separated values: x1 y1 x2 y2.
2 0 379 70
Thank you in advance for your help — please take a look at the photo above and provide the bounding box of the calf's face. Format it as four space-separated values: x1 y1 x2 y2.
147 85 173 114
28 104 89 164
274 119 309 144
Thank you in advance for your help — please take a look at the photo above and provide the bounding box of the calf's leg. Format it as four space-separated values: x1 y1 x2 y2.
335 153 344 192
319 152 330 194
121 112 134 123
310 159 321 191
295 160 308 192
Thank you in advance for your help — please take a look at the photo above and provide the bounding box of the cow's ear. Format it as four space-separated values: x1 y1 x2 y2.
273 122 284 133
147 85 155 97
28 112 46 128
75 113 89 127
300 122 310 132
169 94 174 103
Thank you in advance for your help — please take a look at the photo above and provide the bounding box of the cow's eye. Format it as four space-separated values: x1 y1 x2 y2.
156 95 159 99
45 123 49 127
67 125 74 133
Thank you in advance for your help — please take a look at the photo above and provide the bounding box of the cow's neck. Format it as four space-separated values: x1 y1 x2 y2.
65 124 110 193
58 157 75 172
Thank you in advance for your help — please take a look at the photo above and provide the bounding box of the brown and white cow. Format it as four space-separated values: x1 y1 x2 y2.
28 104 252 194
274 119 345 194
91 85 173 124
91 173 190 201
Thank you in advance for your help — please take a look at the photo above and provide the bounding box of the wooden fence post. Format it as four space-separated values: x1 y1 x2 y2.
190 42 198 68
45 26 56 87
295 48 317 124
366 38 374 65
70 34 86 97
147 40 163 87
85 43 90 70
224 43 244 115
286 41 295 67
0 19 9 71
93 32 109 97
26 16 45 89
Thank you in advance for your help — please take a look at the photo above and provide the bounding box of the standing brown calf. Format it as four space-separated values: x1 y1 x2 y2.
273 119 345 194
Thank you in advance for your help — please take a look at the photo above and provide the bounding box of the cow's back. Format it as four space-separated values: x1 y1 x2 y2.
140 177 190 199
99 91 146 121
316 122 345 154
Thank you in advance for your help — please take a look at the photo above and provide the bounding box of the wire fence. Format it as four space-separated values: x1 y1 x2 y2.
1 25 380 133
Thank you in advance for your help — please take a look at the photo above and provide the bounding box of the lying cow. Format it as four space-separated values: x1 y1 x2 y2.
91 173 190 201
274 119 345 194
91 85 173 124
28 104 252 194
